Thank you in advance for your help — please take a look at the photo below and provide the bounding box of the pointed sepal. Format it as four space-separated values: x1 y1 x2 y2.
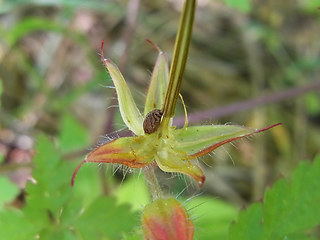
101 41 144 135
156 148 205 187
71 136 155 186
173 123 281 160
144 40 169 116
86 136 153 167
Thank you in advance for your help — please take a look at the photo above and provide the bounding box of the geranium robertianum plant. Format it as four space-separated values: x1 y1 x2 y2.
71 0 279 189
71 0 279 238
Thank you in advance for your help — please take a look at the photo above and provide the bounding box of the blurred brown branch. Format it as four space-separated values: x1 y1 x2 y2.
174 80 320 126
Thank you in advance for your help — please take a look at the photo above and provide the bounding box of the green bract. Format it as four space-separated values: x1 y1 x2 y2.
71 41 279 187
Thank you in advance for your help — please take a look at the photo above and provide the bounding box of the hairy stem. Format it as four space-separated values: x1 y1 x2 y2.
143 165 163 200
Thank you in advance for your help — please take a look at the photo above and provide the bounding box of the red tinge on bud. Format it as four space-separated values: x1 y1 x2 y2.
141 198 194 240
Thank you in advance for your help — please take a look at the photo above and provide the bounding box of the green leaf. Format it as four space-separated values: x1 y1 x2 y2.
144 49 169 116
0 153 4 164
114 175 150 211
189 196 237 240
223 0 251 13
73 197 139 239
229 155 320 240
71 163 102 207
0 134 140 239
305 93 320 116
0 177 20 211
0 209 40 240
103 59 144 135
301 0 320 12
229 203 263 240
59 114 89 153
26 135 72 214
0 1 123 15
4 18 66 46
122 231 144 240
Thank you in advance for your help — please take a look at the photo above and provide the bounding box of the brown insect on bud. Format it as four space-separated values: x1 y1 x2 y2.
143 109 163 134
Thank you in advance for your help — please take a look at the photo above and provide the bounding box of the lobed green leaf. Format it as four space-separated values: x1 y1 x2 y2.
0 177 20 211
189 196 237 240
59 114 90 153
229 155 320 240
0 133 139 239
73 197 139 239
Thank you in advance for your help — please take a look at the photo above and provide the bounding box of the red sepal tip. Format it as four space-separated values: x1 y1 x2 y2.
71 160 86 187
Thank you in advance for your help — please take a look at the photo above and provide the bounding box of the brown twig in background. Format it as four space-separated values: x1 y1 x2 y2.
173 80 320 126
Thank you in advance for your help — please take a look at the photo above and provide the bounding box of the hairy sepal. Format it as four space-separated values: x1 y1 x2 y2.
174 123 281 159
144 47 169 116
155 149 205 187
103 59 144 135
86 136 154 167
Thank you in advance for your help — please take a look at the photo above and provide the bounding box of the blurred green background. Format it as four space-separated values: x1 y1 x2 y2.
0 0 320 239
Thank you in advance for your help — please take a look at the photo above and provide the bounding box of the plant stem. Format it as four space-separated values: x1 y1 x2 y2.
143 165 163 200
162 0 196 119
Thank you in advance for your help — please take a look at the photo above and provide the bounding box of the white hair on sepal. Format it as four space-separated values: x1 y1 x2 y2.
174 171 198 190
185 199 206 217
137 168 143 179
110 163 135 184
105 104 119 110
199 155 215 169
93 126 127 148
229 141 239 150
120 166 131 185
183 192 207 230
96 162 104 170
182 191 204 207
135 87 147 99
112 163 123 175
95 135 114 146
221 145 235 166
175 183 192 200
99 84 116 89
165 173 178 180
244 134 255 141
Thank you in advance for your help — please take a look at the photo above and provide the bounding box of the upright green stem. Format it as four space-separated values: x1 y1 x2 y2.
162 0 196 118
143 166 163 200
146 0 196 199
